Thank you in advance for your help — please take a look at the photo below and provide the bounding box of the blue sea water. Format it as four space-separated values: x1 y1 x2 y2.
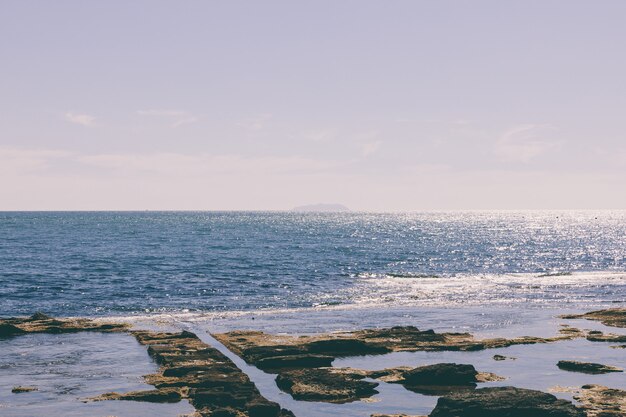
1 211 625 317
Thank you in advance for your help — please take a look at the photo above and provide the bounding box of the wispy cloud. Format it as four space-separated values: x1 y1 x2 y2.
240 113 272 131
137 109 197 128
494 124 560 163
77 152 334 176
65 112 96 127
361 141 382 157
0 147 73 176
301 129 336 142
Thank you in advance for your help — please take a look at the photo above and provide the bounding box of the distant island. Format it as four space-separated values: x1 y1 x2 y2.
291 203 350 212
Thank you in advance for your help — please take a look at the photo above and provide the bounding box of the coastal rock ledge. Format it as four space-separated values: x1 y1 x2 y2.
429 386 585 417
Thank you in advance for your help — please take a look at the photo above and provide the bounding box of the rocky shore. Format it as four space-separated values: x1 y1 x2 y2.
2 309 626 417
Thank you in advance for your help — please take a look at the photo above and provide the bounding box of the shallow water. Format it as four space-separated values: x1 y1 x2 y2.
0 332 194 417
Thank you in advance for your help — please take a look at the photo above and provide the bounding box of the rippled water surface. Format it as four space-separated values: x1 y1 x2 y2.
1 211 625 316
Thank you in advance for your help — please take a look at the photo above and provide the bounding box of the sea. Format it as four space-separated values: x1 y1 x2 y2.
1 210 625 317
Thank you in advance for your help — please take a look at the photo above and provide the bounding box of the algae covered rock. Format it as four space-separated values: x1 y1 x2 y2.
12 386 38 393
0 313 129 337
91 388 183 403
402 363 478 386
574 384 626 417
561 309 626 328
429 386 585 417
275 367 379 403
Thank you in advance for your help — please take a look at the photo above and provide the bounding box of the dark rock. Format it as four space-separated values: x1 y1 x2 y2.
275 368 379 403
557 360 622 374
372 415 426 417
384 363 487 395
493 354 515 361
402 363 478 386
0 323 26 338
307 338 391 356
30 312 52 321
247 399 282 417
429 386 586 417
256 354 334 370
210 407 240 417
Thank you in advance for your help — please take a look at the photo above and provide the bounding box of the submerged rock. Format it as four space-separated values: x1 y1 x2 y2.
429 386 585 417
557 360 623 374
561 308 626 328
275 367 379 403
11 386 38 393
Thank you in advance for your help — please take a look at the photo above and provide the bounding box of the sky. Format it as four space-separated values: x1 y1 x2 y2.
1 1 626 211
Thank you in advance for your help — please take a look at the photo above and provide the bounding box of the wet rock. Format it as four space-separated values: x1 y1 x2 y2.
256 354 334 371
585 331 626 343
376 363 503 396
91 388 183 403
561 309 626 328
574 384 626 417
429 386 585 417
557 360 623 374
275 367 379 403
0 314 129 337
30 312 52 321
0 323 26 338
306 338 390 356
402 363 478 386
372 415 426 417
361 363 504 395
125 330 293 417
11 386 38 393
213 326 582 371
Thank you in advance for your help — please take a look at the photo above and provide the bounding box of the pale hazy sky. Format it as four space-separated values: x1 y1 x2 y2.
2 1 626 211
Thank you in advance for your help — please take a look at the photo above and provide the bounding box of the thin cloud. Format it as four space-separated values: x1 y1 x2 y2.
137 109 197 128
76 151 336 177
240 113 272 131
65 112 96 127
361 141 382 157
302 129 336 142
0 147 73 176
494 124 560 163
